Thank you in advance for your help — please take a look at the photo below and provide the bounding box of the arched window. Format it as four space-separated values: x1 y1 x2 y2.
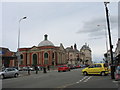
20 54 23 59
33 54 37 66
20 54 23 65
44 53 48 58
52 53 54 59
44 53 48 64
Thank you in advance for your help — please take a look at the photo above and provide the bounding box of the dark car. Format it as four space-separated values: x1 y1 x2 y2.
69 65 76 69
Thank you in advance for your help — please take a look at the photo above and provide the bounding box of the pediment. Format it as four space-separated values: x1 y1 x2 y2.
30 46 38 51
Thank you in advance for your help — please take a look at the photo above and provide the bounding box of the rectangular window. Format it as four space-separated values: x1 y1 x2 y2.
95 64 102 67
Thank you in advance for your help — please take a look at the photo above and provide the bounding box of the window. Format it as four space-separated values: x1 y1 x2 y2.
44 53 49 64
95 64 102 67
20 54 23 59
7 69 12 71
33 54 37 66
52 53 54 59
44 53 48 58
89 65 95 68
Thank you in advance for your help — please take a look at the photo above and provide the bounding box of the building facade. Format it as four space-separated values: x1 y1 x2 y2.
19 34 67 67
79 43 92 65
0 47 17 69
66 44 80 65
115 38 120 65
1 35 93 68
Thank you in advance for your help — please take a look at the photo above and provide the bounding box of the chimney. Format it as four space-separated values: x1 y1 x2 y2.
74 43 77 50
44 34 48 40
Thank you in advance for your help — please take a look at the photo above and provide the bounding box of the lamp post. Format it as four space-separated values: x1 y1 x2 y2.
104 2 115 79
17 16 27 70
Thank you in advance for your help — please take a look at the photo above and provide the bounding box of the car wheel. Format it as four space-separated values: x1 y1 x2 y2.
1 74 4 79
83 71 88 76
58 71 60 72
14 73 19 78
101 72 105 76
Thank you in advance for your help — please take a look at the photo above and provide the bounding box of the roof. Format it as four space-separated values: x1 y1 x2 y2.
38 34 54 47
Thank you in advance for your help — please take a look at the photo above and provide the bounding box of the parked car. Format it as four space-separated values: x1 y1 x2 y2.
69 65 76 69
82 63 109 76
75 65 81 68
19 66 34 71
58 65 70 72
0 68 19 79
80 65 85 68
115 66 120 81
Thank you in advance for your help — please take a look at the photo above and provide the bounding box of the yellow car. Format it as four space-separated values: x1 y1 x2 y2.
82 63 109 76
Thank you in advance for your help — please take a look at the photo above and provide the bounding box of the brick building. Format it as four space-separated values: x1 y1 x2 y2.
0 47 17 69
19 34 67 67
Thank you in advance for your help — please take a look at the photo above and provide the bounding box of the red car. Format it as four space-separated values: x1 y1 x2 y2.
58 65 70 72
75 65 81 68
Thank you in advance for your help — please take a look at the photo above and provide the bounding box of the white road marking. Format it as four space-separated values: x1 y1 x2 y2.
76 82 79 83
79 76 88 82
83 76 92 82
76 76 91 84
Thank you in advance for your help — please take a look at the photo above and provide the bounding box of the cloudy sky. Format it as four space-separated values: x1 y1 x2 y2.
1 1 118 62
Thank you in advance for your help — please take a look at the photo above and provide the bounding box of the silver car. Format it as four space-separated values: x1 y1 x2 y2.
0 68 19 79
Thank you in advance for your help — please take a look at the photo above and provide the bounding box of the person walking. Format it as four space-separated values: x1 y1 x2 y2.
47 65 50 71
35 66 39 74
27 66 31 75
43 66 47 73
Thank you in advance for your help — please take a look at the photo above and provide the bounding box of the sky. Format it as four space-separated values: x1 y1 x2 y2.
0 1 119 62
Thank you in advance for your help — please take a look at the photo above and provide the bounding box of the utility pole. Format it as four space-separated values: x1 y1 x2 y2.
17 16 27 70
104 2 115 79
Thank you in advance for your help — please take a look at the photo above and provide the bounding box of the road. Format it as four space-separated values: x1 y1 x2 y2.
1 68 120 90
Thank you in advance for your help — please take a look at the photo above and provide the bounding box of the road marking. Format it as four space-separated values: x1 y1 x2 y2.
58 76 92 88
79 76 88 82
83 76 92 82
76 82 79 83
76 76 92 83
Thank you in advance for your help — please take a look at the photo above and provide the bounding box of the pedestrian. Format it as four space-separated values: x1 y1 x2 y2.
47 65 50 71
35 66 39 74
43 66 47 73
27 66 31 75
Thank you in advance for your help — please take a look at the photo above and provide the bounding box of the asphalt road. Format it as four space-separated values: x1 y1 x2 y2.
1 68 120 89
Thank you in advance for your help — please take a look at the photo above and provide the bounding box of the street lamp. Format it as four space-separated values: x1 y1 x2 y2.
17 16 27 70
104 2 115 79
